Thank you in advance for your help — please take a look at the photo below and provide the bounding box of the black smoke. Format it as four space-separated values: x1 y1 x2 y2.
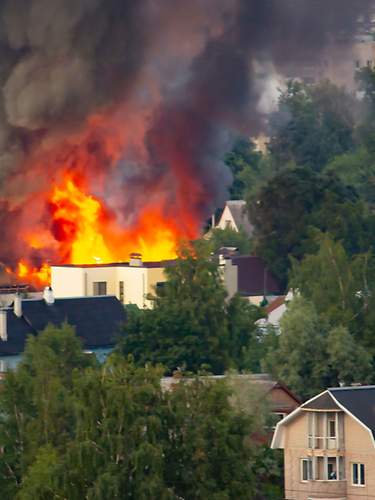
0 0 372 272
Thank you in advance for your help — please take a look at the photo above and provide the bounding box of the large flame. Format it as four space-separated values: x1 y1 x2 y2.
7 110 201 287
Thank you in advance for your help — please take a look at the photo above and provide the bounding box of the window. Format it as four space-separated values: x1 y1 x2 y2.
93 281 107 296
119 281 124 303
301 458 313 481
352 463 365 486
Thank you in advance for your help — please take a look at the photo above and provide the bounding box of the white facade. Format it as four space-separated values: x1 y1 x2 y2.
51 263 167 309
216 200 253 236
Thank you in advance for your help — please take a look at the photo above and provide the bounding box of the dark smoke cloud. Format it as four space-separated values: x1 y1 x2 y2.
0 0 373 271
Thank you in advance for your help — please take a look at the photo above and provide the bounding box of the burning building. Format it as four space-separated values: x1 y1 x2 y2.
0 1 372 288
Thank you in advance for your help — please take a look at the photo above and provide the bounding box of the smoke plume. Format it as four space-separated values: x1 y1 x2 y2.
0 0 372 276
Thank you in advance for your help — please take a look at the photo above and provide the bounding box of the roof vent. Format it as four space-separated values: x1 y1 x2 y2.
43 286 55 305
129 252 143 267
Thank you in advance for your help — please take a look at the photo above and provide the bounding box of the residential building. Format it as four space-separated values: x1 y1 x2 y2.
220 254 283 304
257 290 294 329
161 373 300 423
215 200 253 237
0 287 126 375
272 385 375 500
51 254 175 308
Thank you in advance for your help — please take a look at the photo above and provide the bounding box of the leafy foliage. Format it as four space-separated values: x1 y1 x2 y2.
208 226 252 255
268 80 356 170
248 167 374 284
0 325 282 499
119 244 262 374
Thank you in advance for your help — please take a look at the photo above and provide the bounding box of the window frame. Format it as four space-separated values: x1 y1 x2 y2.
93 281 107 296
301 458 312 482
352 462 366 486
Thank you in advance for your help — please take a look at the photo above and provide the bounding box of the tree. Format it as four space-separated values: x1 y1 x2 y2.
264 297 330 400
248 167 372 284
0 330 282 499
208 226 252 255
264 294 374 400
268 80 356 171
224 138 262 199
118 244 262 374
326 147 375 208
290 233 375 333
326 326 372 387
0 324 96 498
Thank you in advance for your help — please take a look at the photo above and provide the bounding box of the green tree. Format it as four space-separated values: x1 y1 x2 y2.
249 167 372 284
224 138 262 199
0 324 95 498
326 326 372 387
264 297 330 399
0 331 282 499
269 80 356 171
290 233 374 331
119 244 262 374
326 146 375 209
208 226 252 255
264 294 374 400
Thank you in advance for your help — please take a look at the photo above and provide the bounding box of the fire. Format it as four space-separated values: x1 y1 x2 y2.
7 108 202 287
14 172 192 286
16 261 51 285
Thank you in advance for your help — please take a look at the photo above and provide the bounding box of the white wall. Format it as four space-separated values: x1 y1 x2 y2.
216 205 237 231
51 267 86 298
52 264 168 309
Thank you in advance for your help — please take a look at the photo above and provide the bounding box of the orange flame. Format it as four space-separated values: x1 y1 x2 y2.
15 172 194 286
9 109 202 287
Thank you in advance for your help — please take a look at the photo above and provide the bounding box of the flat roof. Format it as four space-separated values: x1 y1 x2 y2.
51 260 177 269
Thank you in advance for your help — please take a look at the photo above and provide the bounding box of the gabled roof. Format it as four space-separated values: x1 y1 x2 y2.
231 256 283 296
271 386 375 449
265 295 286 314
218 200 253 236
0 296 126 355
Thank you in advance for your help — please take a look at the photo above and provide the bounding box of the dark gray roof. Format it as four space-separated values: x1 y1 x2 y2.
303 391 340 411
0 296 126 355
231 256 283 296
329 386 375 438
220 200 253 236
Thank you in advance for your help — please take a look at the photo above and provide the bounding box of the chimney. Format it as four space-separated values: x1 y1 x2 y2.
0 309 7 341
13 292 22 318
43 286 55 305
129 252 143 267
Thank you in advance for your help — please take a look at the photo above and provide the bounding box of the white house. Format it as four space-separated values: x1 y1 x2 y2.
51 254 174 308
215 200 253 236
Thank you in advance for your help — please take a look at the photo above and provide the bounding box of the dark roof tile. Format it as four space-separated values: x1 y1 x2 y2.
0 296 126 355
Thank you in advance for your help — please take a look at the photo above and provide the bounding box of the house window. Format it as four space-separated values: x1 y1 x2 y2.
352 463 365 486
119 281 124 303
301 458 313 481
93 281 107 296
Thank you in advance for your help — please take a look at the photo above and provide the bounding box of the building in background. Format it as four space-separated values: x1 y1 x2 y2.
0 287 126 376
215 200 253 237
51 254 175 308
220 253 283 305
162 372 300 423
272 385 375 500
